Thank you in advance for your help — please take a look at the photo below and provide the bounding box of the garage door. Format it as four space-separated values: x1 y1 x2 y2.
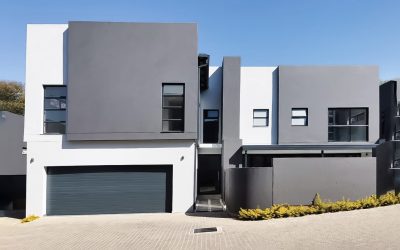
46 165 172 215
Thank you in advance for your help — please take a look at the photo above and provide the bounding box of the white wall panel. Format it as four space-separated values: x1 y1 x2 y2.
240 67 278 145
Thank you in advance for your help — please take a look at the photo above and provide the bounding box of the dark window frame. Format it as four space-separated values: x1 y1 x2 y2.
203 109 220 143
162 83 185 133
291 108 308 126
328 108 369 142
43 85 67 134
253 109 269 127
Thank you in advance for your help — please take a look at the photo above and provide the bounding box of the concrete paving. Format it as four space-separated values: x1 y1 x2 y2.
1 205 400 249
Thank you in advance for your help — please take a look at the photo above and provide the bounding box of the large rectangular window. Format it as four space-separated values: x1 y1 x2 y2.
328 108 368 142
44 86 67 134
162 84 184 132
253 109 269 127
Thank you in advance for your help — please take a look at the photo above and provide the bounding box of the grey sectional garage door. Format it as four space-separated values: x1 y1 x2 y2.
46 165 172 215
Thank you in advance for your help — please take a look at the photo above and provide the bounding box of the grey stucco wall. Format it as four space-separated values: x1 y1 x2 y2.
273 157 376 205
278 66 379 144
67 22 198 140
222 57 242 169
225 167 272 213
0 111 26 175
221 57 242 201
222 57 241 142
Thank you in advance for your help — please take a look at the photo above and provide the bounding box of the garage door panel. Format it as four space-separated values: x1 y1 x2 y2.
47 165 172 215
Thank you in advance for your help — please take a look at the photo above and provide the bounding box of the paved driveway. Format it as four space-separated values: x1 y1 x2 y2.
1 205 400 250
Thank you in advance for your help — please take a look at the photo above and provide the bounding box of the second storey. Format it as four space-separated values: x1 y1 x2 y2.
24 21 380 146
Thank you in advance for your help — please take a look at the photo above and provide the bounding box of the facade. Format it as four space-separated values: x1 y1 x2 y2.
0 111 26 216
24 21 394 216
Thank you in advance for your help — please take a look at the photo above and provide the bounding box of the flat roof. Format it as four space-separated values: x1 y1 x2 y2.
242 144 377 151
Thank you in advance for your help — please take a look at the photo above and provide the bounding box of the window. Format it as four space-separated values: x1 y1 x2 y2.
162 84 184 132
203 110 219 143
253 109 269 127
43 86 67 134
291 108 308 126
328 108 368 142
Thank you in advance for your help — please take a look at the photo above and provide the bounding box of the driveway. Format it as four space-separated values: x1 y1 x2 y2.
1 205 400 250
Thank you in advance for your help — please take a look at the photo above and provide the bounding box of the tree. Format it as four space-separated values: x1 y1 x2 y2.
0 81 25 115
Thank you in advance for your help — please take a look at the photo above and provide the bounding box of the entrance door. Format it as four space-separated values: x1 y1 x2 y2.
197 154 221 195
203 110 219 143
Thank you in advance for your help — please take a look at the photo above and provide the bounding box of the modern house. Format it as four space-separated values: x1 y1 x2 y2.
24 21 394 216
0 111 26 216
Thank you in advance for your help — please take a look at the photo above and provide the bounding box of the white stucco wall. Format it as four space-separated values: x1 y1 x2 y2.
26 140 196 215
240 67 278 145
199 66 222 143
25 24 68 141
25 24 196 215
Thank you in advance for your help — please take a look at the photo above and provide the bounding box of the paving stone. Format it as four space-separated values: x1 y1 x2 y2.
0 205 400 249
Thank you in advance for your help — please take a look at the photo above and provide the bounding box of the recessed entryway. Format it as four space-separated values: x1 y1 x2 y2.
197 154 221 195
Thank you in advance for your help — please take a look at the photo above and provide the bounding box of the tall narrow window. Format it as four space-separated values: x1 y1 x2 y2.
253 109 269 127
162 84 184 132
292 108 308 126
328 108 368 142
203 110 219 143
44 86 67 134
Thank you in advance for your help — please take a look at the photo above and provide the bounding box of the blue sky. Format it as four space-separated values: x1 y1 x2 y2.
1 0 400 82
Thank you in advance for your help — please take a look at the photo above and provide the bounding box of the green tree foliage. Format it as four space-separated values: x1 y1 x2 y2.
0 81 25 115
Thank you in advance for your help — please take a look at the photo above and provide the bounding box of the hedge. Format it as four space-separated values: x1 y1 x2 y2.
238 191 400 220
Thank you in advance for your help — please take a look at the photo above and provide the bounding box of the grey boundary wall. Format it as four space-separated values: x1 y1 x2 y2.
273 157 376 204
224 156 394 213
225 167 272 213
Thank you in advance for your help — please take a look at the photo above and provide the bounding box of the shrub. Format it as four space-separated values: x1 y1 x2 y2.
21 215 40 223
238 191 400 221
379 192 400 206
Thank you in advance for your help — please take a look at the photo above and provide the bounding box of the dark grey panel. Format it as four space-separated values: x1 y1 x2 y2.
0 111 26 175
278 66 379 144
273 157 376 205
67 22 198 141
47 165 172 215
225 167 273 212
67 132 197 141
375 142 394 195
221 57 242 171
379 81 397 141
222 57 241 141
